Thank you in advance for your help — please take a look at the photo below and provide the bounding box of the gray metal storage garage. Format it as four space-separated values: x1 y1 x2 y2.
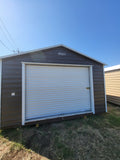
0 45 107 128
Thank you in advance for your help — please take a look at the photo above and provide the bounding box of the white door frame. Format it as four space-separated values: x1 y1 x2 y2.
22 62 95 125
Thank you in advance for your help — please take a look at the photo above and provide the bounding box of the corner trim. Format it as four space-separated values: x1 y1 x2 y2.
103 66 107 112
0 60 2 128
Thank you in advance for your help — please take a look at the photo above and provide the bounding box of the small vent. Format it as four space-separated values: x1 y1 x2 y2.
58 52 66 56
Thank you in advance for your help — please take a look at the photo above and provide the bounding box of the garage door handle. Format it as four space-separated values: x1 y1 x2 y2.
86 87 90 89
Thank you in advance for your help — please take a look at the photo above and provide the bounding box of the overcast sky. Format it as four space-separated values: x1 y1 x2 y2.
0 0 120 66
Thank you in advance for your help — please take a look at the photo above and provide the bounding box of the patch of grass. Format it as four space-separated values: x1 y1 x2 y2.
1 127 23 142
10 142 23 152
0 103 120 160
107 114 120 127
54 136 74 159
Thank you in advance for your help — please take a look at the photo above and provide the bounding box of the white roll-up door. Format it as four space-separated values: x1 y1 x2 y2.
25 64 91 122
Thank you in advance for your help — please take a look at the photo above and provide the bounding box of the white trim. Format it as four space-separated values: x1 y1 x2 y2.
104 64 120 72
22 63 25 125
0 60 2 128
62 45 105 65
22 62 95 125
103 66 107 112
22 62 92 67
0 44 62 59
0 44 105 64
25 111 93 123
89 66 95 114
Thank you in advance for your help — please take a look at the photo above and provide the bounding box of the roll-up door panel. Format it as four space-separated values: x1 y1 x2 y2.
25 65 91 121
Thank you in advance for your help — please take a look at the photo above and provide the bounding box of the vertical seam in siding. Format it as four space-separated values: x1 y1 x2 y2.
103 65 107 112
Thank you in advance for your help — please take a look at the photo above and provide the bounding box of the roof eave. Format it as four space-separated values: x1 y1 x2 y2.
104 65 120 72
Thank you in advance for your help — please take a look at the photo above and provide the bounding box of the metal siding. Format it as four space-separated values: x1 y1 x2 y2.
105 70 120 105
1 46 105 128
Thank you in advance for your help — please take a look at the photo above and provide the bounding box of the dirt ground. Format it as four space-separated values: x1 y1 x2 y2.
0 137 49 160
0 103 120 160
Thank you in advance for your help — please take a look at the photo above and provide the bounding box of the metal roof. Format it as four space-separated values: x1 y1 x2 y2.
104 65 120 72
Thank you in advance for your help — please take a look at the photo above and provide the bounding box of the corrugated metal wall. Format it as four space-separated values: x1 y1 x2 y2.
1 46 105 128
